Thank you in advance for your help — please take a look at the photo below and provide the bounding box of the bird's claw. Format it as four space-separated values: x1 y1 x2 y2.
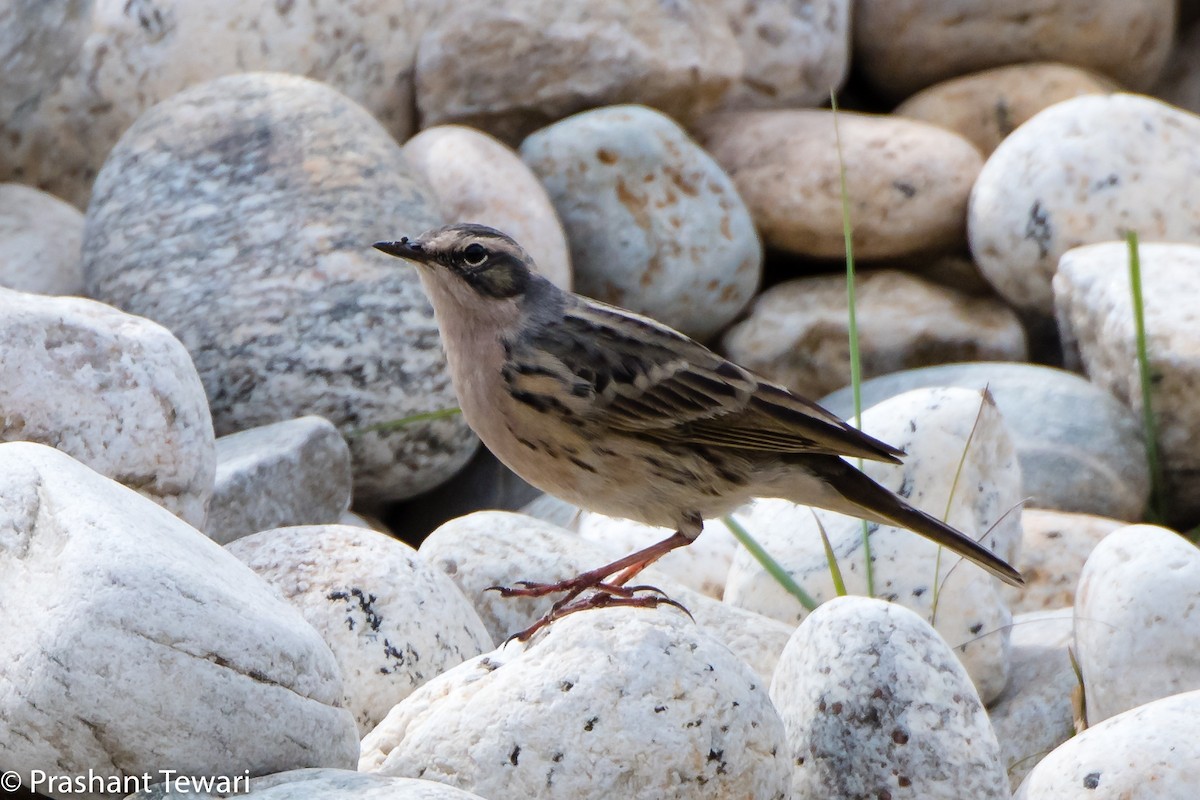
504 583 692 642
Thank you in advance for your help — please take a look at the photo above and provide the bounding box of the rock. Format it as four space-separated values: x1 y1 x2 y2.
1074 524 1200 724
894 62 1119 155
360 609 791 800
820 362 1150 521
206 417 352 545
714 0 851 110
419 510 793 683
518 493 583 530
1014 689 1200 799
402 126 572 289
969 94 1200 316
520 104 760 341
0 183 85 294
0 443 358 798
987 609 1078 790
887 250 995 296
720 270 1026 398
249 769 490 799
854 1 1175 99
696 109 983 260
770 596 1008 799
1056 241 1200 520
1154 18 1200 114
413 0 740 145
0 0 91 124
725 387 1022 703
82 72 476 507
226 524 494 735
1003 509 1123 614
0 287 214 527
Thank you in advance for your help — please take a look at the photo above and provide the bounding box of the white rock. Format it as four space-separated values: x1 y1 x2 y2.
250 769 489 799
0 287 214 527
1074 524 1200 724
207 416 352 545
227 524 494 735
0 443 358 799
1015 689 1200 799
1003 509 1124 614
770 596 1008 799
0 183 84 295
361 608 791 800
725 387 1022 703
0 0 92 124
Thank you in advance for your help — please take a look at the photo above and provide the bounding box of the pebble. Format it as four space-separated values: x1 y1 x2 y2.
969 93 1200 315
360 608 791 800
0 286 214 528
1015 689 1200 799
206 416 352 545
820 362 1151 521
81 72 477 506
894 62 1119 155
0 182 84 295
0 442 358 792
0 0 91 124
227 524 494 735
724 387 1022 704
1003 509 1123 614
770 596 1008 800
1154 17 1200 114
402 125 572 289
520 104 761 341
249 769 490 799
1074 524 1200 724
720 270 1026 398
697 109 983 260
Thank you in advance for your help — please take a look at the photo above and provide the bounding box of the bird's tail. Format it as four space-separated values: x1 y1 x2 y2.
812 458 1025 587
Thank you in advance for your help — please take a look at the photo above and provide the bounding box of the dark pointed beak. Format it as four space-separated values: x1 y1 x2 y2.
373 237 433 263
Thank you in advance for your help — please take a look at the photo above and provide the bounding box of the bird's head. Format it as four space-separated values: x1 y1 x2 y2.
373 223 535 302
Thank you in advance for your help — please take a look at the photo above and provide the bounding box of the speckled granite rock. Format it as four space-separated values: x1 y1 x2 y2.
361 608 790 800
720 270 1026 398
894 62 1119 155
1074 524 1200 724
970 94 1200 315
249 769 489 799
206 417 352 545
0 443 358 799
1003 510 1123 614
521 105 760 340
0 0 91 124
770 596 1008 799
821 362 1150 521
82 72 476 506
0 183 84 294
725 387 1021 704
854 1 1174 99
414 0 739 144
0 287 213 527
696 109 983 260
1015 689 1200 799
403 125 572 289
1056 242 1200 522
988 609 1077 791
227 524 494 735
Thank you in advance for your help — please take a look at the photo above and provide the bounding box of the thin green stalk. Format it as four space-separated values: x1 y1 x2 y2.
346 406 463 438
812 510 848 596
723 515 817 611
1127 231 1165 522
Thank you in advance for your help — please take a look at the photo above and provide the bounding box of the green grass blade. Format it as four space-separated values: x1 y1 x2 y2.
812 510 847 596
723 515 818 611
1126 231 1164 522
346 406 463 438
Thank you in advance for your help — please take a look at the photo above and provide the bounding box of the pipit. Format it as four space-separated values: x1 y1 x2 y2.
375 224 1023 638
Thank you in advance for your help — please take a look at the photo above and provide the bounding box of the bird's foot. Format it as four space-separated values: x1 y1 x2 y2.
504 585 692 643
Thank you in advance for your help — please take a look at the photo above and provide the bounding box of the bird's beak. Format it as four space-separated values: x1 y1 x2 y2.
373 237 433 264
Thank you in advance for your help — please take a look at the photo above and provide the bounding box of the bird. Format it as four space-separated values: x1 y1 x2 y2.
374 223 1023 638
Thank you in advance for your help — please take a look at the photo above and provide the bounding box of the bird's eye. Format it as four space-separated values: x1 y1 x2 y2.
462 243 488 266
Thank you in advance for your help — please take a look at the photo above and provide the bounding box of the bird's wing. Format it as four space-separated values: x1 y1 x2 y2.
523 300 902 463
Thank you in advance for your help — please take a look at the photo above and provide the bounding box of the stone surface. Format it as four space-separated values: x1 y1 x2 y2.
0 182 85 295
770 596 1008 799
988 609 1077 791
0 0 91 124
1154 18 1200 115
402 125 572 289
854 1 1175 99
725 387 1021 703
0 443 358 799
413 0 740 145
0 287 214 527
697 109 983 260
82 72 476 506
1074 524 1200 724
969 94 1200 315
207 416 352 545
1055 241 1200 521
521 105 760 341
894 62 1119 155
250 769 489 799
227 524 494 735
1014 689 1200 799
821 362 1151 521
720 270 1026 398
1003 509 1123 614
361 608 791 800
